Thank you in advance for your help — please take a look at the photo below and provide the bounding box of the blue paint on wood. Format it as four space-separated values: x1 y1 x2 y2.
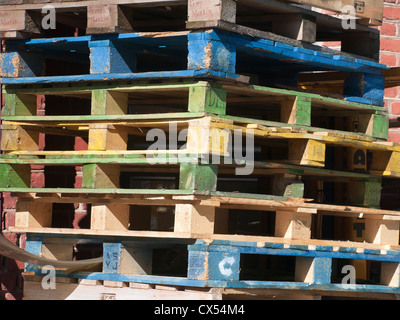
207 251 240 282
264 242 285 249
89 40 136 74
387 250 400 256
188 33 236 74
0 30 389 107
313 257 332 284
24 237 42 273
1 30 388 80
103 243 121 274
188 241 400 263
215 29 388 73
21 234 400 293
344 72 385 106
316 246 334 252
288 244 309 251
338 247 358 253
0 52 43 78
187 251 209 280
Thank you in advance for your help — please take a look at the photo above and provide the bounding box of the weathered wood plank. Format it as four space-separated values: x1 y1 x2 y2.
278 0 383 23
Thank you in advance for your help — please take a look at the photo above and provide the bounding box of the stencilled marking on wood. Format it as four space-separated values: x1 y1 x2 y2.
218 256 235 277
0 11 25 31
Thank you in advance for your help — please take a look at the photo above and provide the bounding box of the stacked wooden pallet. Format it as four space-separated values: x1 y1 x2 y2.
1 0 398 300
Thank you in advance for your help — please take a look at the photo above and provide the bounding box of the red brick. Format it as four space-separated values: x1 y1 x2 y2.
390 101 400 114
74 137 88 151
36 95 45 115
381 38 400 52
381 22 396 36
73 212 89 229
388 130 400 142
385 86 399 98
3 232 18 245
4 211 15 229
383 6 400 20
380 53 397 66
3 192 17 209
31 164 44 170
30 172 45 188
74 174 82 188
38 133 46 150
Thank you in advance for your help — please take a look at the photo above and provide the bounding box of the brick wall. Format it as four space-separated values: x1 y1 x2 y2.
381 0 400 142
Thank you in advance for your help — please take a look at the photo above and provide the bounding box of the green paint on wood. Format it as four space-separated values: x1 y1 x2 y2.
0 163 30 188
272 174 304 198
179 163 218 192
363 180 382 208
348 180 382 208
91 90 108 116
82 163 121 189
3 93 36 117
372 113 389 140
249 84 385 112
91 90 128 115
188 84 226 115
82 163 96 189
295 96 311 126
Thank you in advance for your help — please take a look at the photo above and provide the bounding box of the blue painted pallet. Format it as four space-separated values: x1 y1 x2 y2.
24 234 400 296
0 29 388 106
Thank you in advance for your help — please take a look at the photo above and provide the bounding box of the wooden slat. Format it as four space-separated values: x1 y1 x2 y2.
278 0 383 23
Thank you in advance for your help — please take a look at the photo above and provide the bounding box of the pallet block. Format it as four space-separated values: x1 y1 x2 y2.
274 209 314 240
15 200 52 229
91 203 130 231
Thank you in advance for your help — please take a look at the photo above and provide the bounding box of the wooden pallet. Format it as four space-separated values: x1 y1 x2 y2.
0 0 382 57
0 141 386 205
1 79 389 139
17 233 400 297
1 114 398 175
0 27 388 105
6 192 400 245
